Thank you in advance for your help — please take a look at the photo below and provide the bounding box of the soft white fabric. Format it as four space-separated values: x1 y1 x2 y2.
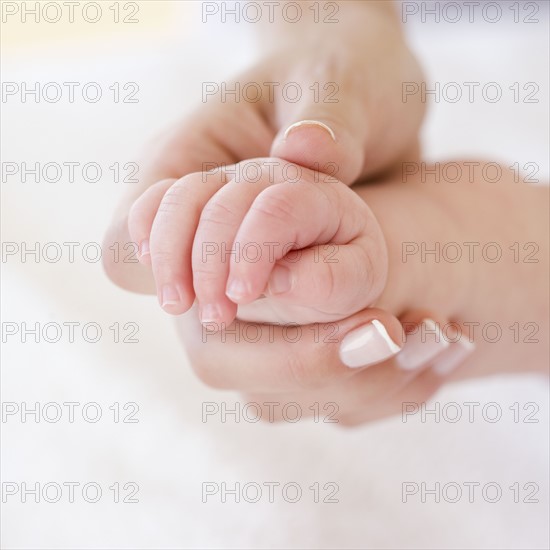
2 3 548 548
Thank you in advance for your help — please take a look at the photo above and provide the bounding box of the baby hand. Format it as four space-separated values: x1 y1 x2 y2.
127 159 388 325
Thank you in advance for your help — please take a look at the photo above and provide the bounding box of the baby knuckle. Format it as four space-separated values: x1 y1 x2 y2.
151 257 185 281
191 263 220 283
200 199 238 228
311 261 337 303
251 189 297 223
352 246 380 305
156 181 189 214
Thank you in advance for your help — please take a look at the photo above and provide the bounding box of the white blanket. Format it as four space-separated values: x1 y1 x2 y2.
2 2 548 548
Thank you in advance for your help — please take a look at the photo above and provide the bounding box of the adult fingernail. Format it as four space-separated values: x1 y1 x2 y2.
161 284 180 308
200 303 222 324
283 120 336 142
339 320 401 369
396 319 450 371
267 265 292 295
432 338 475 376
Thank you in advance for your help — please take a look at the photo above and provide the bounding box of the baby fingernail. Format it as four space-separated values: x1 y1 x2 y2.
396 319 450 371
267 265 292 295
139 239 150 262
432 338 475 376
161 285 180 308
339 320 402 369
226 278 251 303
200 303 222 324
283 120 336 142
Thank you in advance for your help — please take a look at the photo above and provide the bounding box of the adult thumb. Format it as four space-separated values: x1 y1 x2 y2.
270 104 368 185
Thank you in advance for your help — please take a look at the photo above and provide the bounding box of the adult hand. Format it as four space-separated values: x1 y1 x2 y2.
181 307 473 426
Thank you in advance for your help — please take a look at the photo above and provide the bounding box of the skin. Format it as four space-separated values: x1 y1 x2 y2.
185 307 451 427
102 1 425 294
127 160 388 325
106 157 549 424
172 161 548 424
102 1 548 424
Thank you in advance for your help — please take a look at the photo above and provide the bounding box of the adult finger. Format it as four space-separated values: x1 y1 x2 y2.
180 306 404 393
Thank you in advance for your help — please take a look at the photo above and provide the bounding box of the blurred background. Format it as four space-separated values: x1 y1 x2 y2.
1 1 549 548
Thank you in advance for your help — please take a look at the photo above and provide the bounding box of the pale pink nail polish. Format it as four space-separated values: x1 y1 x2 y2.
397 319 450 371
339 320 402 369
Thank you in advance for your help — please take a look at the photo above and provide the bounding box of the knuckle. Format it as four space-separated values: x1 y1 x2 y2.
149 246 173 265
363 231 388 297
348 245 379 308
127 178 179 237
330 248 379 311
251 189 297 224
281 344 336 390
200 198 238 228
280 352 314 389
309 259 337 303
191 262 220 283
157 178 190 214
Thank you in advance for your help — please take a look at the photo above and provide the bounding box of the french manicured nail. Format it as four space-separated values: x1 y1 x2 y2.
283 120 336 141
139 239 150 261
267 265 292 295
226 278 251 303
339 320 401 369
397 319 450 371
161 285 180 308
432 339 475 376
